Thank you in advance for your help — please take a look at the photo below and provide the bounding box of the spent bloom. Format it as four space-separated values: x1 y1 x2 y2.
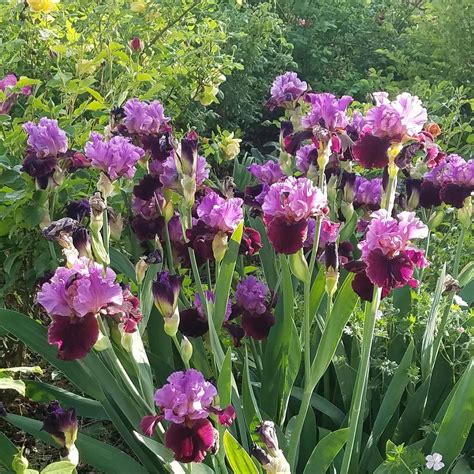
425 453 445 471
302 92 353 130
23 118 68 157
196 191 243 233
267 72 307 110
123 98 170 135
85 132 145 180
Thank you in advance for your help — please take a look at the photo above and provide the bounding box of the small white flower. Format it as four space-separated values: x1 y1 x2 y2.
453 295 468 307
343 326 353 336
426 453 445 471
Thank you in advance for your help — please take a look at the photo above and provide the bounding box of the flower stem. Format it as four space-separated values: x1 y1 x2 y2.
287 166 326 468
341 165 398 473
162 219 175 274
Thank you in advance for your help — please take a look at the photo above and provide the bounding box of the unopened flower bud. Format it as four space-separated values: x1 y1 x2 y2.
135 258 148 284
288 248 309 282
129 37 144 52
251 444 271 466
406 178 421 211
162 200 174 223
426 122 441 137
327 174 338 203
43 401 78 450
324 242 339 296
109 211 123 240
212 231 229 262
93 330 111 351
180 336 193 364
164 311 180 337
341 201 354 222
152 271 182 319
12 448 29 474
341 171 356 202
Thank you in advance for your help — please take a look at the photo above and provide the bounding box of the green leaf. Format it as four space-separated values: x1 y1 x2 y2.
458 261 474 287
360 341 414 470
310 274 358 386
431 360 474 470
0 431 17 470
40 461 76 474
218 347 232 407
242 348 261 424
250 217 278 289
0 366 43 375
303 428 349 474
0 309 102 399
262 255 296 422
5 414 148 473
24 381 108 420
132 431 174 464
0 376 25 395
109 247 137 283
223 430 258 474
309 266 326 318
214 222 243 328
140 263 160 330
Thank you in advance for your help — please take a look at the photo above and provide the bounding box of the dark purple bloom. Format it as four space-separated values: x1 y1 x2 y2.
85 132 145 180
42 401 78 448
152 271 181 319
21 153 57 188
186 221 217 262
302 93 353 130
267 72 307 110
23 118 68 158
165 419 216 463
123 98 170 135
265 217 309 255
66 199 91 221
133 174 162 200
130 215 163 241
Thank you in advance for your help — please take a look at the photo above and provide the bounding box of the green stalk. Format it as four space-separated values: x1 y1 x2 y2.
287 166 325 468
172 334 190 369
341 164 398 473
102 198 110 256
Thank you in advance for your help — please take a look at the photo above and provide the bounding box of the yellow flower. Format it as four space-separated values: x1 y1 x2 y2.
198 84 219 106
27 0 59 13
130 0 146 12
219 132 241 160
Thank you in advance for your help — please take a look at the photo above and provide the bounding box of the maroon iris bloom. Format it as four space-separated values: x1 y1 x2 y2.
265 217 309 255
47 314 99 361
179 308 208 338
352 133 391 169
241 310 275 340
240 227 262 256
165 419 216 463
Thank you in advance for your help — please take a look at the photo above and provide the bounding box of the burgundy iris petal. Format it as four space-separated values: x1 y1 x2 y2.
439 183 471 208
133 174 162 201
165 419 215 463
419 181 442 208
179 308 209 338
365 249 414 293
241 310 275 340
240 227 263 256
265 217 308 255
48 314 99 361
352 133 391 169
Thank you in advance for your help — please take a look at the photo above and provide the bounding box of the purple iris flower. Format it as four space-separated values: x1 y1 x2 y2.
302 93 353 130
123 98 170 135
23 118 68 158
267 72 307 110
